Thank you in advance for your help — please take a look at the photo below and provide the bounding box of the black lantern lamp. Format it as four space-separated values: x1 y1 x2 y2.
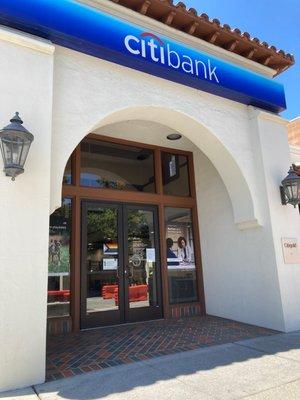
0 112 34 180
280 164 300 208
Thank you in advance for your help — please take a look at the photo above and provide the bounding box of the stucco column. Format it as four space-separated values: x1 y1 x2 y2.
250 109 300 332
0 27 54 391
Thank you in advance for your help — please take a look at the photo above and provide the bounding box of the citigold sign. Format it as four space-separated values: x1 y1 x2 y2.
282 238 300 264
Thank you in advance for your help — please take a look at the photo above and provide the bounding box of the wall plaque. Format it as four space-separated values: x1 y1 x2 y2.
281 238 300 264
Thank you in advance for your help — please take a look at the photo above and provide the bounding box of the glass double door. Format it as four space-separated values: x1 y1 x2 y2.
81 201 162 329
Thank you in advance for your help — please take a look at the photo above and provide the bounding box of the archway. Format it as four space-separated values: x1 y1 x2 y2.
51 106 260 230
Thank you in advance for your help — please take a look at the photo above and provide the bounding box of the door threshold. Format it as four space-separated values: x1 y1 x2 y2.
81 318 165 332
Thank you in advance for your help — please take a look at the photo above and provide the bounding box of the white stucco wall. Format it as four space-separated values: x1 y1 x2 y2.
195 150 285 329
0 20 299 392
252 115 300 332
0 29 54 392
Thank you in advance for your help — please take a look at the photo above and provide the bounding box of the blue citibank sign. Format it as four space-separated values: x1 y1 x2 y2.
0 0 286 113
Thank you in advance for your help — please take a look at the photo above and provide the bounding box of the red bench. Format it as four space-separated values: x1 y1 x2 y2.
48 290 70 302
102 285 118 299
114 285 148 305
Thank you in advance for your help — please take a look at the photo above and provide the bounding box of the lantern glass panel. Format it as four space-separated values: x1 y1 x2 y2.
1 137 14 166
289 182 297 201
19 140 31 167
291 182 298 199
285 184 293 200
2 136 20 165
2 135 31 168
12 138 23 165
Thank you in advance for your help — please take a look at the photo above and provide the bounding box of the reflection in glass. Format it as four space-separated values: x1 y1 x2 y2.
165 207 198 304
127 209 158 309
86 207 119 313
81 139 155 193
63 156 72 185
47 198 72 317
162 152 190 197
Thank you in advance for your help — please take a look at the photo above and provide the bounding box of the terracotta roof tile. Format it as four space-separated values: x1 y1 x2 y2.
110 0 294 75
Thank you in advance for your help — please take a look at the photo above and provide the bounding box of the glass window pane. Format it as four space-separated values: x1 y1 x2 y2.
47 198 72 317
162 153 190 197
165 207 198 304
86 207 119 313
127 208 159 309
81 139 155 193
63 156 72 185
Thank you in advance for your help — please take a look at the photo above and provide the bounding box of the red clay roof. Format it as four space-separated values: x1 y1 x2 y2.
110 0 294 75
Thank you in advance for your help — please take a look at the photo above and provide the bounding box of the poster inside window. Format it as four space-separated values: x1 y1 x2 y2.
47 198 72 317
165 207 198 304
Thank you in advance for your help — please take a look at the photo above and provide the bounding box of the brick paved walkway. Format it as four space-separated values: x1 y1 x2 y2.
46 316 278 381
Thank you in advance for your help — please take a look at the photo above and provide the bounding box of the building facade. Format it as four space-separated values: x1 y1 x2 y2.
288 117 300 165
0 0 299 392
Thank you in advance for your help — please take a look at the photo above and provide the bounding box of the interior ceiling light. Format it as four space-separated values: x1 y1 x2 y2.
167 133 182 141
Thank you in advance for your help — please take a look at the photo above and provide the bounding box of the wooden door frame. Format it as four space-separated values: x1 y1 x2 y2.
80 200 163 328
59 133 206 332
124 202 163 323
80 201 125 329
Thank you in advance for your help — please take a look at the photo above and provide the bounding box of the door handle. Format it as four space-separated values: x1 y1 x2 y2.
117 265 122 279
124 266 132 278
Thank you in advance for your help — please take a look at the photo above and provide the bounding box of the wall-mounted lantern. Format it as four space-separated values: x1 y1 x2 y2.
0 112 34 181
280 164 300 208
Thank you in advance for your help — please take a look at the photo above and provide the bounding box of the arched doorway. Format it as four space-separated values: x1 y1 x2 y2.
48 107 259 335
51 107 259 229
48 120 206 333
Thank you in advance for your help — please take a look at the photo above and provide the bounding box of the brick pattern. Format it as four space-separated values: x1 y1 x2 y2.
47 317 72 336
170 304 203 318
46 315 277 381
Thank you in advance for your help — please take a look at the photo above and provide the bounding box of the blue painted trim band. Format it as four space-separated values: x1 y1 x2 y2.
0 0 286 113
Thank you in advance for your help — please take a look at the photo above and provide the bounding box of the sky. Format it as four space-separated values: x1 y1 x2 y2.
182 0 300 120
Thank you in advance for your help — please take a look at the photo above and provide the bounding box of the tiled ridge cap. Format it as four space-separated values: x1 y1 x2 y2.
110 0 295 75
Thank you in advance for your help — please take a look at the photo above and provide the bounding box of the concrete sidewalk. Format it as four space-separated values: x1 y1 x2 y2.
3 331 300 400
